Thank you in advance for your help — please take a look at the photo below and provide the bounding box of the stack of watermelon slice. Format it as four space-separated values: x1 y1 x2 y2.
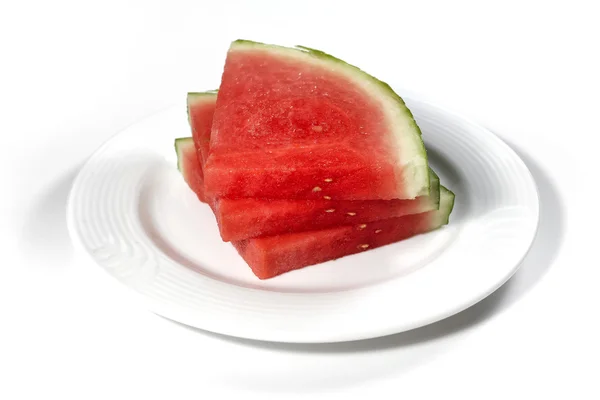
175 40 455 279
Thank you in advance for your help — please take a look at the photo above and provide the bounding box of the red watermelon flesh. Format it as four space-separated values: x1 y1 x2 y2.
204 40 430 201
233 189 453 279
187 92 440 242
216 193 438 242
175 137 454 279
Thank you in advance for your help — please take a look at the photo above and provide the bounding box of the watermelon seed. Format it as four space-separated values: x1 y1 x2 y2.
323 196 332 200
375 229 382 234
312 125 323 132
358 244 370 249
324 178 333 182
358 224 367 229
312 186 322 192
325 209 336 213
347 212 356 216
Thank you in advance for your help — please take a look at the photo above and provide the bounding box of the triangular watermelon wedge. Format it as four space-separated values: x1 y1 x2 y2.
176 137 454 279
204 40 430 201
187 92 440 242
187 90 218 169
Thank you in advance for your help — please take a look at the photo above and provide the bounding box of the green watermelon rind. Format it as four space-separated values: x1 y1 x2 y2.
436 186 455 226
231 39 430 199
428 168 440 210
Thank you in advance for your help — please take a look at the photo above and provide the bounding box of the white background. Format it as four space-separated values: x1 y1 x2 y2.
1 0 598 398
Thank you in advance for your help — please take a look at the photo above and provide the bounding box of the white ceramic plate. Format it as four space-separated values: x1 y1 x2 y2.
67 96 539 343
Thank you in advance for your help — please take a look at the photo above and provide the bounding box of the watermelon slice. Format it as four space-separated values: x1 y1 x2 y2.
175 137 454 279
234 188 454 279
176 137 208 204
186 92 440 241
187 91 218 168
216 175 439 242
204 40 430 201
